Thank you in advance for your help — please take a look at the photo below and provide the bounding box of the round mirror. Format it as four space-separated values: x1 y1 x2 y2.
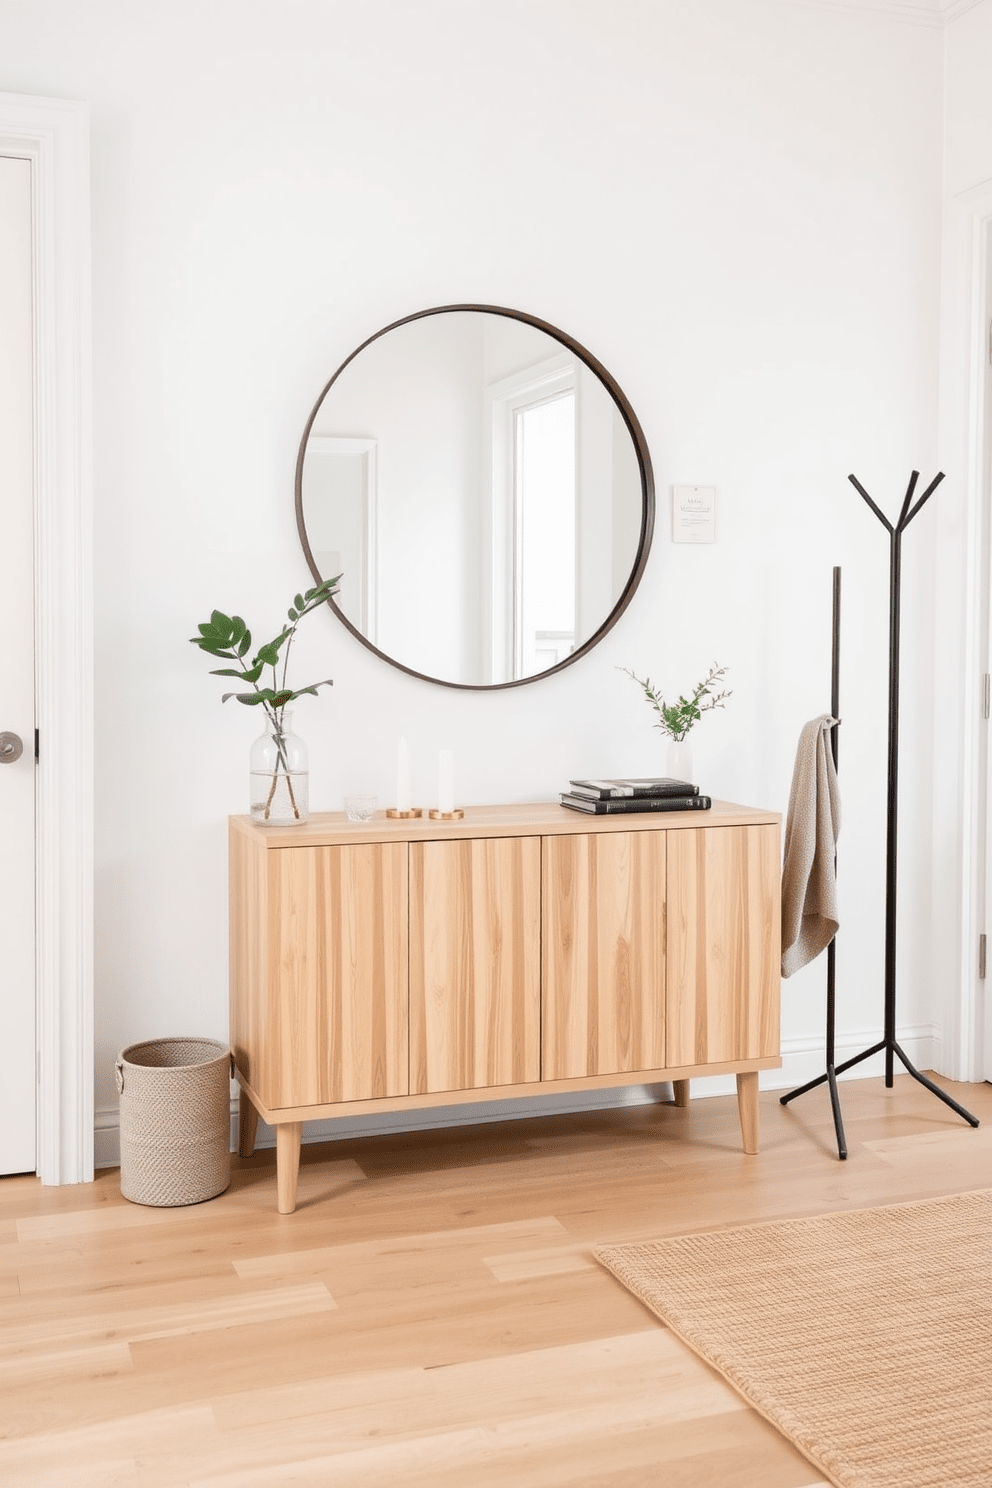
296 305 654 689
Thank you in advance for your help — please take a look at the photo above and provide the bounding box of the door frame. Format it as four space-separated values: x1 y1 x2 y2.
0 93 93 1184
938 180 992 1083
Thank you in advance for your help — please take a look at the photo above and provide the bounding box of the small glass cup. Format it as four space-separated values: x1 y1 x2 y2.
343 793 378 823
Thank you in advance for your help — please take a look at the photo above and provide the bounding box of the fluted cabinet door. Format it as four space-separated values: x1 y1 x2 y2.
542 831 667 1080
410 836 541 1094
666 824 780 1067
262 843 409 1107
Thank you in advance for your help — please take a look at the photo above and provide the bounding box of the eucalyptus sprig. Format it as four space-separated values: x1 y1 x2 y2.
620 661 731 744
190 575 340 727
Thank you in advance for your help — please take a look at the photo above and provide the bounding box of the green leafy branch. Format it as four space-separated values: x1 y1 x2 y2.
620 661 731 744
189 575 340 728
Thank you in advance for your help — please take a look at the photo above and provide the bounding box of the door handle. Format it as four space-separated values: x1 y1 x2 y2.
0 732 24 764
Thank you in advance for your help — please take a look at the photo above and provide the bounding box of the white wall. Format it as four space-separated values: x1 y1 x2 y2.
0 0 956 1150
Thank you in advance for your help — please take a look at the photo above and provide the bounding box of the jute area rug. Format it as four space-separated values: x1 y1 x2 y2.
596 1191 991 1488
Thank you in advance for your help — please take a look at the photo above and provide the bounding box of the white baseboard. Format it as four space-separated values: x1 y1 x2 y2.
93 1023 942 1170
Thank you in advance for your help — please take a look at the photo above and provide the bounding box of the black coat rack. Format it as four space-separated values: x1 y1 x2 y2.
781 473 979 1159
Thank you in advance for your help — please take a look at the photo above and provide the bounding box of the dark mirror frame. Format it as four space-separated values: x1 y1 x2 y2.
295 304 656 691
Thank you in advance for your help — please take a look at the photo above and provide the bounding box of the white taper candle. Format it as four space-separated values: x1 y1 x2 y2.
396 736 411 812
438 749 454 814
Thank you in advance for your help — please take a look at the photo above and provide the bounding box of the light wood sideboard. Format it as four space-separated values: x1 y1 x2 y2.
229 800 782 1212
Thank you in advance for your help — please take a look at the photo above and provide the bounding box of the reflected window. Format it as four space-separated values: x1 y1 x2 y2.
515 391 575 677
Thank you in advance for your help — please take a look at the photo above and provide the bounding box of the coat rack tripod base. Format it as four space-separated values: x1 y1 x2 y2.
780 476 979 1160
782 1028 979 1162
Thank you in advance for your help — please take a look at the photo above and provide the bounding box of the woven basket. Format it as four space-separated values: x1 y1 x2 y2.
116 1037 233 1207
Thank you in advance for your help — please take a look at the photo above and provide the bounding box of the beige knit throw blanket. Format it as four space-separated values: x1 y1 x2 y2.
781 714 840 977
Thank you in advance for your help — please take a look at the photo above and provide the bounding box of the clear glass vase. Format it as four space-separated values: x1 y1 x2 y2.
250 712 309 825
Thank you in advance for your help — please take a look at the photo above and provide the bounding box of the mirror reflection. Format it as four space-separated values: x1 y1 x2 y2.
296 307 653 689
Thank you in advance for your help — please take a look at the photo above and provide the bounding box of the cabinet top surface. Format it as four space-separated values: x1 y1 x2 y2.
230 799 780 849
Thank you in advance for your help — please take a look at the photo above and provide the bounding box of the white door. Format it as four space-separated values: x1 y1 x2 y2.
0 152 37 1173
984 262 992 1084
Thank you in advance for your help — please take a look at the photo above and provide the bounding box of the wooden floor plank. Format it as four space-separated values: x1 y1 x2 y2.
3 1281 337 1359
232 1215 568 1281
481 1244 595 1281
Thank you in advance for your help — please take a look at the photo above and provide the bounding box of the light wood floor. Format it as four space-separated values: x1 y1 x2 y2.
2 1073 990 1487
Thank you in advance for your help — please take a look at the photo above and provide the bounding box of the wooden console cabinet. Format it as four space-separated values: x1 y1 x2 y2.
229 801 781 1212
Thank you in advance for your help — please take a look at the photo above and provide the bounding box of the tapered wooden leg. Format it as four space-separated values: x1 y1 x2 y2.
736 1071 759 1154
238 1088 260 1159
672 1080 690 1107
276 1122 302 1214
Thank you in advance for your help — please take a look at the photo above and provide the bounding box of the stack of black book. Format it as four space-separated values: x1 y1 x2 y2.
559 777 712 814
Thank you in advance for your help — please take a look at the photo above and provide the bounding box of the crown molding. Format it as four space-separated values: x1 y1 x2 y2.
772 0 986 26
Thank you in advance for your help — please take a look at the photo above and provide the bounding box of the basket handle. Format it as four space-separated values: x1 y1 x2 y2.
115 1059 125 1095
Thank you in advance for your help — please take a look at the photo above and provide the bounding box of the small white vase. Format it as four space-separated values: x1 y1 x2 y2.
665 739 693 785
